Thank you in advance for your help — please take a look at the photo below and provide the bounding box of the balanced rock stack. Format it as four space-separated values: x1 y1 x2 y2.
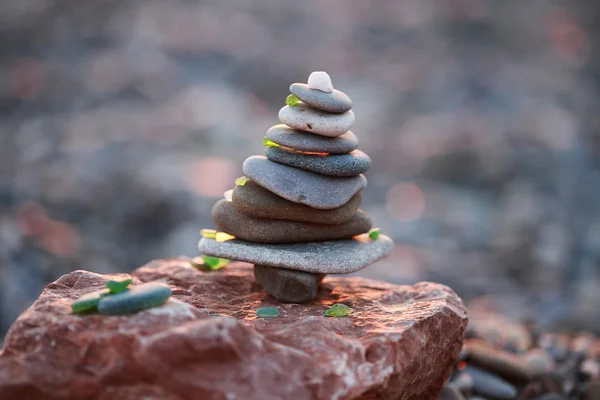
199 71 393 303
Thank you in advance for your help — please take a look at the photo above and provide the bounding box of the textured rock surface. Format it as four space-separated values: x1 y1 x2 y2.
0 259 468 400
243 156 367 209
232 180 362 225
290 83 352 113
213 199 371 243
199 233 394 274
266 125 359 154
266 147 371 177
279 102 355 137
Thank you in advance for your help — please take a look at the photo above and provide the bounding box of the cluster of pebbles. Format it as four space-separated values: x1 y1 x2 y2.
199 71 393 303
440 308 600 400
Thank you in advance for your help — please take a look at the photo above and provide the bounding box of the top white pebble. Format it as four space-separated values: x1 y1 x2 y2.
307 71 333 93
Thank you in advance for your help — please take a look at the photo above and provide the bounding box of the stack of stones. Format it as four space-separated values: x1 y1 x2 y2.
199 71 393 303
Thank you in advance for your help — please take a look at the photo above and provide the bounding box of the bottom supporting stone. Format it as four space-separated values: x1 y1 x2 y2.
254 264 325 303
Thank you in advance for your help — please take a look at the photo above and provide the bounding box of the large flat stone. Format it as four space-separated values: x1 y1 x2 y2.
289 83 353 113
198 233 393 274
243 155 367 210
279 102 354 137
266 125 359 154
213 199 371 243
0 259 467 400
232 180 362 225
266 147 371 177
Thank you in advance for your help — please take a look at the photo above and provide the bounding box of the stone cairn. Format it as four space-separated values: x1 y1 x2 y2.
199 71 393 303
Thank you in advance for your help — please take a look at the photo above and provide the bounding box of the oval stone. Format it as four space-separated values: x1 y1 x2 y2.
266 125 359 154
463 366 517 400
279 102 354 137
266 147 371 177
232 180 361 225
212 199 371 243
97 283 172 315
243 156 367 210
198 233 394 275
254 265 324 303
289 83 352 113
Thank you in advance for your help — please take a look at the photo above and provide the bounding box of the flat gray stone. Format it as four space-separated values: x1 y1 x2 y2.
198 233 394 274
289 83 352 113
279 102 354 137
254 265 324 303
266 147 371 177
243 156 367 210
266 124 359 154
212 199 371 243
232 180 362 225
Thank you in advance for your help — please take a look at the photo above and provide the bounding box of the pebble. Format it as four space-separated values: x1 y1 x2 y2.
289 83 352 113
524 348 556 376
266 124 358 154
243 156 367 210
198 233 394 274
212 199 371 243
254 265 324 303
307 71 333 92
454 372 475 394
464 365 518 400
232 180 361 225
465 339 534 383
97 283 172 315
440 382 467 400
279 102 355 137
265 147 371 177
71 289 110 313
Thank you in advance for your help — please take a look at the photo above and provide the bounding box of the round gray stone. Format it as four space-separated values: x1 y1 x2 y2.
266 147 371 177
254 265 324 303
243 156 367 210
279 102 354 137
198 233 394 274
266 124 359 154
212 199 371 243
289 83 352 113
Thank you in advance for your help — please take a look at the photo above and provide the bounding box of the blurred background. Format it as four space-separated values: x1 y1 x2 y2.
1 0 599 339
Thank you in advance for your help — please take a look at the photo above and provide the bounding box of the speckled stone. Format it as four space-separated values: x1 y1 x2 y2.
279 102 354 137
213 199 371 243
254 265 324 303
232 180 361 225
266 147 371 177
198 233 394 274
266 125 359 154
243 156 367 210
289 83 352 113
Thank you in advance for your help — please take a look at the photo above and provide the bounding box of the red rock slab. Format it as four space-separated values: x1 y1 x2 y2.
0 258 468 400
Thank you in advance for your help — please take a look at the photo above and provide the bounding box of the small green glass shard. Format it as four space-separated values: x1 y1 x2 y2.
368 228 381 240
286 94 299 107
324 303 353 317
215 232 235 242
106 278 132 294
203 255 230 270
256 307 280 318
263 137 280 148
235 176 247 186
71 289 111 313
201 229 217 239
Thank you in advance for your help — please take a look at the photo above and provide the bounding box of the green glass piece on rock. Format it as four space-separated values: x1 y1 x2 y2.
324 303 353 317
235 176 248 186
263 137 280 148
286 94 299 107
97 283 172 315
71 289 111 313
106 278 132 294
200 229 217 239
368 228 381 240
256 307 280 318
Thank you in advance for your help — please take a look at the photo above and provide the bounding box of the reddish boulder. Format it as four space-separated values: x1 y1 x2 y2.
0 258 468 400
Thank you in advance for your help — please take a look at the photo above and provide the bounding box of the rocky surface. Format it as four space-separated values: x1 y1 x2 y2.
0 258 468 400
265 148 371 177
199 233 394 274
266 125 359 154
242 156 367 209
232 180 362 224
212 199 371 243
